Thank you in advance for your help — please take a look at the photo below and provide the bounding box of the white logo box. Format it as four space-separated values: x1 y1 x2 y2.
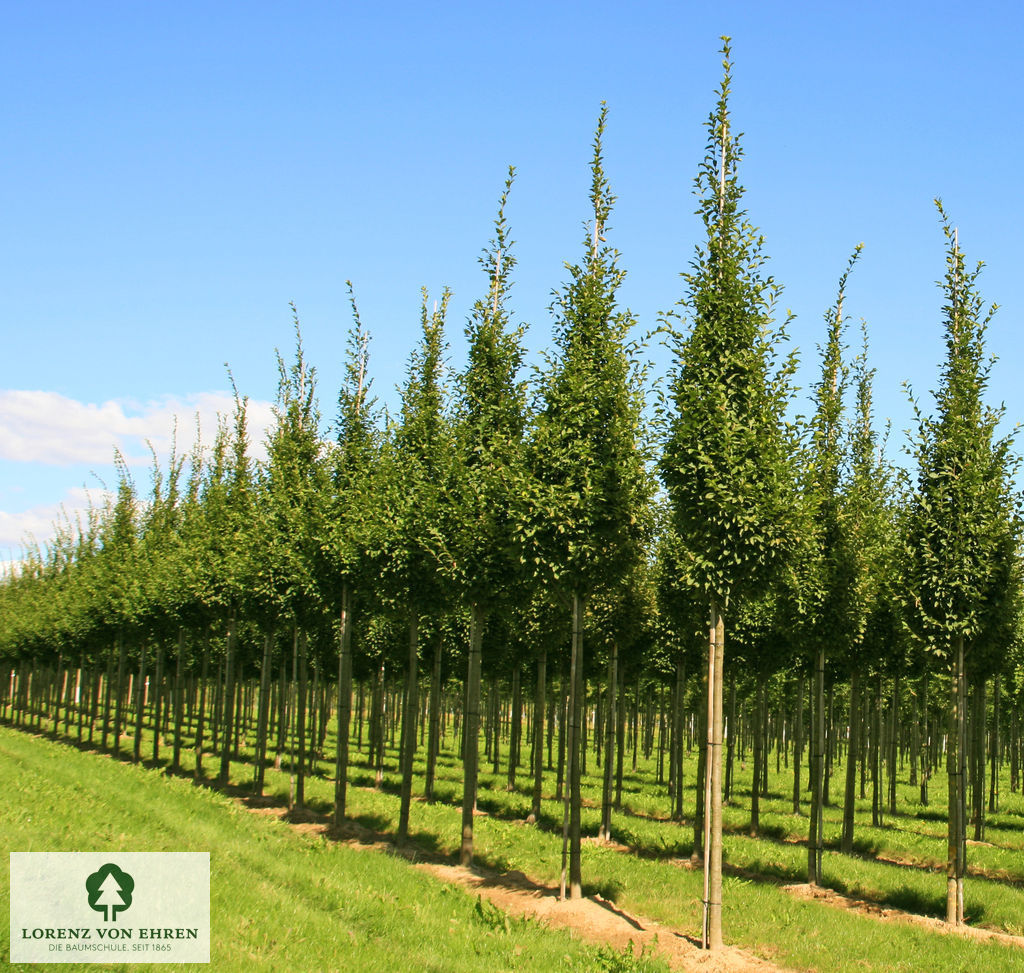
10 852 209 964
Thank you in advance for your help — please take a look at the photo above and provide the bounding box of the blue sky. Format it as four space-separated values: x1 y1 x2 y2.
3 1 1023 564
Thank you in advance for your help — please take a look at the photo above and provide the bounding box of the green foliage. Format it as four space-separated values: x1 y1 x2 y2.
380 290 458 615
528 105 653 600
454 168 530 610
660 39 798 611
904 202 1021 659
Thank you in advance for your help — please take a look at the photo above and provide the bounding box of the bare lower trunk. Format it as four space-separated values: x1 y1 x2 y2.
560 592 584 901
334 586 354 823
792 672 804 814
599 642 618 841
254 627 274 796
425 628 442 803
219 609 237 783
946 635 966 925
398 614 419 842
702 597 724 950
808 645 825 885
529 650 546 824
841 669 859 854
460 603 485 865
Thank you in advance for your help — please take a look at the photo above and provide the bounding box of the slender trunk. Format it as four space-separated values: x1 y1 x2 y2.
920 671 930 806
792 672 804 814
218 609 237 783
672 654 686 822
556 662 567 800
425 627 442 804
295 629 308 807
254 627 274 796
398 613 419 843
691 685 707 863
507 666 521 792
460 603 485 866
871 675 882 828
946 634 966 924
133 643 147 764
750 677 764 837
615 664 626 809
972 678 985 842
289 627 299 809
172 628 185 774
841 669 860 854
990 674 1000 814
529 650 546 824
725 670 736 804
808 645 825 885
888 676 899 816
702 597 724 950
599 642 618 841
824 683 834 806
560 592 584 901
194 637 210 782
113 631 127 756
910 683 919 787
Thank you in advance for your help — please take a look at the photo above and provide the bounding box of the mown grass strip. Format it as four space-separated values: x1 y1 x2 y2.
0 727 665 973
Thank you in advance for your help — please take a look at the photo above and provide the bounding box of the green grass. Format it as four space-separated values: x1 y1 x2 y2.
243 723 1024 973
0 726 665 972
8 706 1024 972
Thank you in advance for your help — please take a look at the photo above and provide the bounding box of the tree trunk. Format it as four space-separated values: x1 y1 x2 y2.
172 628 186 774
702 597 724 950
529 650 546 824
507 666 522 792
808 645 825 885
114 630 127 757
460 603 485 865
398 613 419 843
990 674 1000 813
218 609 237 783
841 669 860 854
920 671 930 806
254 627 273 796
560 592 584 901
792 672 804 814
946 635 966 924
750 676 764 837
194 638 210 781
425 627 443 804
133 642 147 764
725 670 737 804
672 653 686 821
599 642 618 841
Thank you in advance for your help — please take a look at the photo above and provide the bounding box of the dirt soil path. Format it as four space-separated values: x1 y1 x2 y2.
237 796 790 972
235 791 1024 967
781 881 1024 950
414 860 790 973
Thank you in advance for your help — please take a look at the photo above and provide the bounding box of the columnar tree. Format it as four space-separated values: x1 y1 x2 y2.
453 170 529 865
529 105 651 899
806 248 856 884
660 39 798 949
905 202 1019 925
326 287 380 825
839 323 895 853
388 290 456 843
263 320 326 805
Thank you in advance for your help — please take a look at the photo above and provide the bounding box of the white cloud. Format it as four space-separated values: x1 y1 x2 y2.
0 486 112 558
0 390 275 467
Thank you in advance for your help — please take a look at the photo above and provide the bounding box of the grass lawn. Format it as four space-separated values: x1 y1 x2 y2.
0 725 664 972
6 708 1024 972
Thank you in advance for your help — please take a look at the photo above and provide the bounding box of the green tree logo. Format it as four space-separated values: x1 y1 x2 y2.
85 863 135 921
